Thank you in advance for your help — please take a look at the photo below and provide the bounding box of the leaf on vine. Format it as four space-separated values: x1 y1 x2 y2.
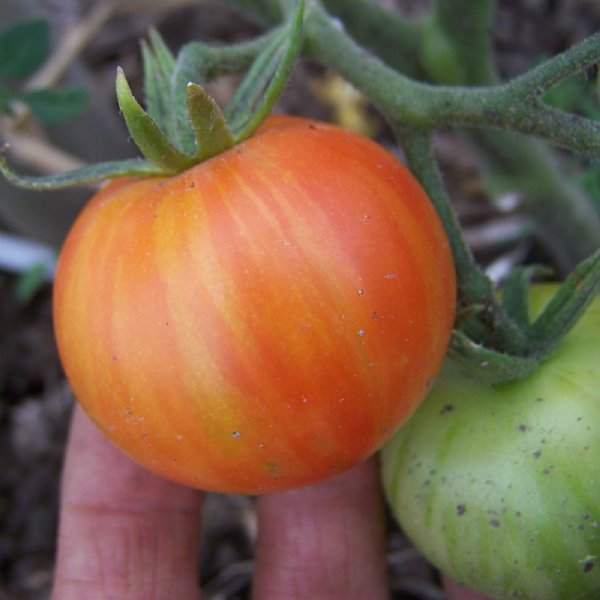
19 87 89 124
0 85 15 115
0 19 50 80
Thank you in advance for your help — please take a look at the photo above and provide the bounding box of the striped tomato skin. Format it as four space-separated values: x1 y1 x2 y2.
54 116 455 494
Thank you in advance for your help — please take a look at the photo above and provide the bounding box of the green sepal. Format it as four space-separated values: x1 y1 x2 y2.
528 247 600 354
116 67 195 173
226 0 305 141
0 3 306 188
449 329 541 385
451 249 600 385
187 83 235 161
225 26 288 132
171 42 214 154
147 29 176 82
501 264 554 331
141 35 176 140
0 152 163 190
170 33 274 153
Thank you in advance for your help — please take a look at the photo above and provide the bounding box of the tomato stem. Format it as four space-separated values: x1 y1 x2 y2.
399 129 531 356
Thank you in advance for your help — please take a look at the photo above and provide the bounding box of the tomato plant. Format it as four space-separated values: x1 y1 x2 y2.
382 284 600 599
2 8 599 597
53 115 455 494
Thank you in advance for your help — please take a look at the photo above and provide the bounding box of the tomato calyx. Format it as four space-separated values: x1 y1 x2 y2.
450 247 600 384
0 0 305 189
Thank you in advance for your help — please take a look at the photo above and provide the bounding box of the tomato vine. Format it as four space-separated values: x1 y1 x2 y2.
1 0 600 385
219 0 600 384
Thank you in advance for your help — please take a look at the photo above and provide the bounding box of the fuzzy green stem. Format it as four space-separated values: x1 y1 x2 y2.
508 32 600 98
298 7 600 155
300 5 600 269
395 129 486 299
320 0 424 77
422 3 600 269
308 0 600 269
398 128 528 355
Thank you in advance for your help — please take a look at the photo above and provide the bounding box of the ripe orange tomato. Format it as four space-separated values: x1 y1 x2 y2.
54 116 456 494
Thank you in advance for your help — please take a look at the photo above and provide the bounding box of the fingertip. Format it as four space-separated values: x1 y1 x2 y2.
253 457 390 600
443 575 493 600
53 405 204 600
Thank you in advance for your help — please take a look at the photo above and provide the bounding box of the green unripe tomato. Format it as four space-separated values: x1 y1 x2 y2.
382 284 600 600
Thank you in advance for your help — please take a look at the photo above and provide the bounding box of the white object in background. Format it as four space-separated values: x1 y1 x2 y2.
0 231 57 279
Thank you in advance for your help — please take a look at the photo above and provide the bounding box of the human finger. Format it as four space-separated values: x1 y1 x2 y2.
52 405 204 600
443 575 492 600
252 456 389 600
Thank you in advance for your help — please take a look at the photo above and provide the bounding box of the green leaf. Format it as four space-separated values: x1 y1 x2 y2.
187 83 234 161
0 19 50 80
0 84 15 115
528 247 600 355
225 0 305 140
19 87 89 124
116 67 194 173
0 152 164 190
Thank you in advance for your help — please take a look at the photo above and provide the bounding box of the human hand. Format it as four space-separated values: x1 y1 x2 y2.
52 406 489 599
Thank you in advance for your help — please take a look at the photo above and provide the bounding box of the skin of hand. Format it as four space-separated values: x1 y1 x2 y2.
51 405 490 600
